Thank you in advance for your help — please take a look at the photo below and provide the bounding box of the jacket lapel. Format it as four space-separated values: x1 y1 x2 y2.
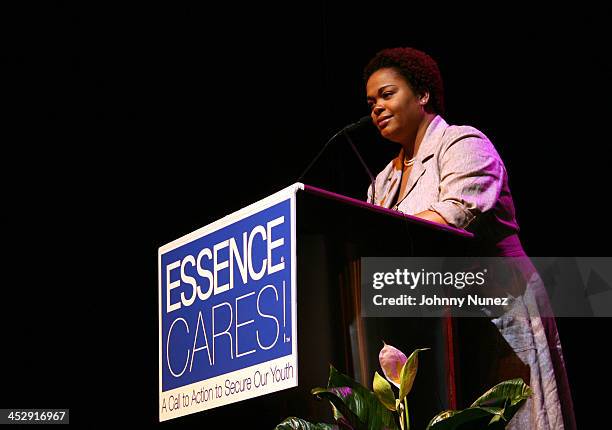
395 115 449 207
376 116 450 209
403 159 427 199
378 166 402 208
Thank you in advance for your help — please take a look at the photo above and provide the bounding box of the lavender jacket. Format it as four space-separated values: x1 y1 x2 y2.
367 115 519 246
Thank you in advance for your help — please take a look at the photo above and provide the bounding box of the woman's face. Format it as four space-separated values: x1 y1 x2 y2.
366 67 427 145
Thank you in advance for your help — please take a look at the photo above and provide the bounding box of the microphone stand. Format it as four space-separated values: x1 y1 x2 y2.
296 128 345 184
342 130 376 205
297 118 376 205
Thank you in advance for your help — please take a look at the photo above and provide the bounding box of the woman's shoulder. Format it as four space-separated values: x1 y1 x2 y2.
438 122 499 157
443 123 490 143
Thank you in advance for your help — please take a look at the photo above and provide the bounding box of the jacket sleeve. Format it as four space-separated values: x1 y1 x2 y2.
429 133 505 229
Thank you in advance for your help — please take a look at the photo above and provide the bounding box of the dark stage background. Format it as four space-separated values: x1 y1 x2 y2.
4 2 611 427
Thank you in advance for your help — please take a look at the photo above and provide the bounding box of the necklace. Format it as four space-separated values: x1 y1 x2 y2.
404 155 416 167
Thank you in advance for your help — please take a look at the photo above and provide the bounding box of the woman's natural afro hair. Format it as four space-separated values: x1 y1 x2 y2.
363 47 445 115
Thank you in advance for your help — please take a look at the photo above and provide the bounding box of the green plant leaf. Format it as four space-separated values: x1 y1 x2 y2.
425 379 532 430
471 378 532 424
425 407 494 430
373 371 396 411
312 387 367 430
398 348 429 401
275 417 339 430
325 365 400 430
470 378 532 408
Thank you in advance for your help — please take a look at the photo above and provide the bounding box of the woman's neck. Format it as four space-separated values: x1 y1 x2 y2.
401 113 436 160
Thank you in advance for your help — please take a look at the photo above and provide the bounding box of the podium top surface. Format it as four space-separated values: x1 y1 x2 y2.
301 183 474 239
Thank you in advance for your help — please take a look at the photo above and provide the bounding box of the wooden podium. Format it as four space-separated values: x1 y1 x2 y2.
166 183 473 427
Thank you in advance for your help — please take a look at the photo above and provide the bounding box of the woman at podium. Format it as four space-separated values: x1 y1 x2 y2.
364 47 575 430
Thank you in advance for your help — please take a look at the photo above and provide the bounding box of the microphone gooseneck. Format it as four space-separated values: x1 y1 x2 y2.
297 115 377 205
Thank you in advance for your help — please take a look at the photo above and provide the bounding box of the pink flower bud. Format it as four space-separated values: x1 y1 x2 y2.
379 343 407 388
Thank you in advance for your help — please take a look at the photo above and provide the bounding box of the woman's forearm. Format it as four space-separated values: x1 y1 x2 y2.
413 210 449 226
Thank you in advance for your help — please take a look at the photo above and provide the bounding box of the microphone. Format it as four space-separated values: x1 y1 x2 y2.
344 115 372 132
297 115 377 204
